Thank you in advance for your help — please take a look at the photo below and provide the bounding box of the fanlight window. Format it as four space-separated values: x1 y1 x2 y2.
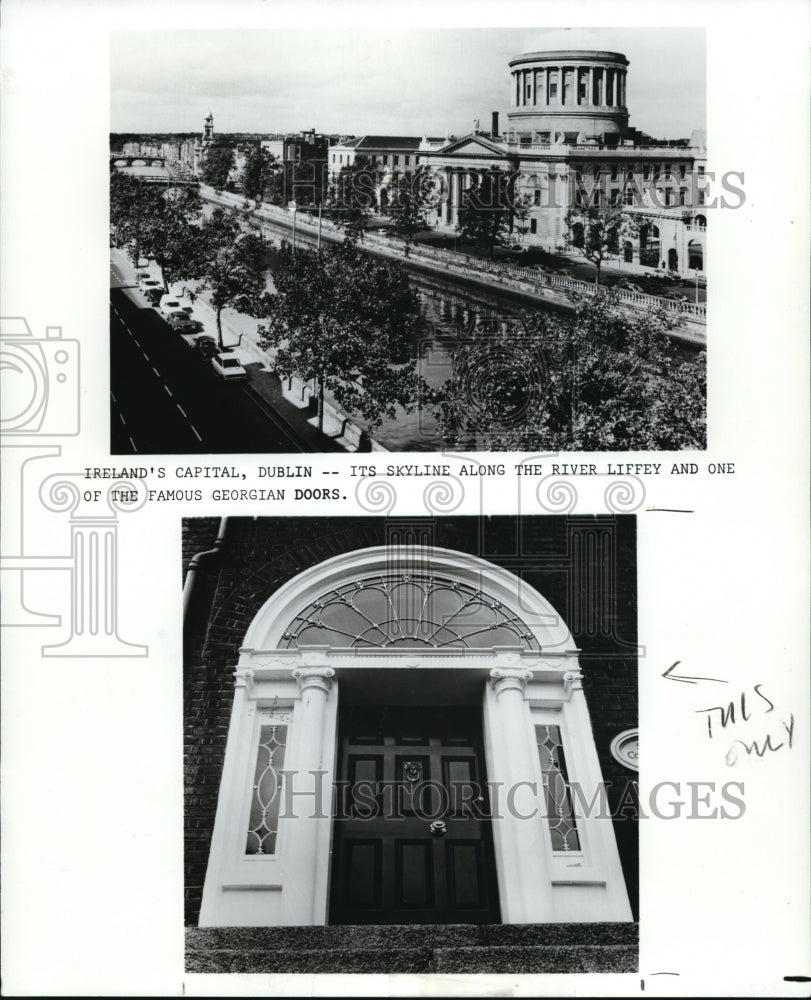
280 573 540 650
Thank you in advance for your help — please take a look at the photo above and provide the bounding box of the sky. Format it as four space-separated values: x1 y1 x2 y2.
111 27 705 140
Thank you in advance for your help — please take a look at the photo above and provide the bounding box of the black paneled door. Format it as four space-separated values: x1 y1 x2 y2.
330 706 501 925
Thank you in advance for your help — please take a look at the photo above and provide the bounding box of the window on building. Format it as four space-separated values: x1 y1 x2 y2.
578 74 588 103
534 189 541 206
698 190 706 206
697 165 705 176
279 573 541 650
610 191 620 206
245 713 290 855
405 156 410 166
530 218 537 233
393 155 399 166
643 165 650 180
535 724 580 852
611 164 619 181
624 189 635 206
688 239 704 271
548 72 558 101
679 164 687 179
563 69 573 105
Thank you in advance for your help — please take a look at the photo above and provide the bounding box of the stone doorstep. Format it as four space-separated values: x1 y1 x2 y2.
186 922 639 955
186 946 433 975
184 943 638 976
433 944 639 975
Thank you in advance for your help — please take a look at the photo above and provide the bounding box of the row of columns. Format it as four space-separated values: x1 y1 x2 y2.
513 65 627 109
291 663 557 924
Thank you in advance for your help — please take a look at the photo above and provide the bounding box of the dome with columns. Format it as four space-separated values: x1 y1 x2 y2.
507 38 630 138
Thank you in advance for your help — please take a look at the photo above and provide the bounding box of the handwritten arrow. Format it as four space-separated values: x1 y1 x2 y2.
662 661 728 685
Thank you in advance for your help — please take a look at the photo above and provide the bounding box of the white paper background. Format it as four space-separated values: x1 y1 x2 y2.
1 0 809 995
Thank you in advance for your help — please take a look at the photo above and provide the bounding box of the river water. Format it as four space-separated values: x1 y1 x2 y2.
249 220 572 451
209 206 699 452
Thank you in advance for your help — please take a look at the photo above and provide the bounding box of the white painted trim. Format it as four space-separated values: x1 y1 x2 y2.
241 545 578 654
199 547 632 927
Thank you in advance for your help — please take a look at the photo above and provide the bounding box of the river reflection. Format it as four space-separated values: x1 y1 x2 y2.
374 271 552 451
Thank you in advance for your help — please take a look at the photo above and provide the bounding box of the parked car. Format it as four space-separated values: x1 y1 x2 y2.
617 281 644 294
166 310 196 332
138 276 162 294
663 290 688 302
194 336 219 359
159 295 183 317
211 351 247 380
144 287 163 305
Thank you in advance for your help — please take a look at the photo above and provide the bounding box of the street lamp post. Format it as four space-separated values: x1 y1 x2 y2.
289 200 297 253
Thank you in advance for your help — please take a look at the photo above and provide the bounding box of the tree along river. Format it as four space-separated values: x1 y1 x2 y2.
216 210 699 452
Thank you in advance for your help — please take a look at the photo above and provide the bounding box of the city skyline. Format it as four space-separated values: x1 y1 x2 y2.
111 27 705 140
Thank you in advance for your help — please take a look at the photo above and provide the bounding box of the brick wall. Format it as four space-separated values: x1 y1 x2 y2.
183 515 638 923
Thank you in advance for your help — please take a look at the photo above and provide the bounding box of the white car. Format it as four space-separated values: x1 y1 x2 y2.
211 352 247 380
159 295 183 316
138 277 162 294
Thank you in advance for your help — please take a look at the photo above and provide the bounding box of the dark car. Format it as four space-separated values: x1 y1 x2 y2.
144 287 163 305
195 336 219 359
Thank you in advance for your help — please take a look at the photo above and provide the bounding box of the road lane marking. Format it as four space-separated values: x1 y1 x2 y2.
177 404 187 417
152 367 160 376
190 425 202 442
164 385 173 397
119 413 127 425
129 437 138 452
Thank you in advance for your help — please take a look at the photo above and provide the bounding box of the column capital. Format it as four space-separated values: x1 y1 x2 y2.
490 667 533 698
233 668 255 691
563 668 583 698
293 666 335 695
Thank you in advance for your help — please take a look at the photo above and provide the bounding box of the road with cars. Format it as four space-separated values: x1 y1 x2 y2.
109 288 313 453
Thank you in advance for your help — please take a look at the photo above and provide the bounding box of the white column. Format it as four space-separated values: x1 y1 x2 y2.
485 667 555 923
452 170 463 227
286 666 335 924
589 66 595 106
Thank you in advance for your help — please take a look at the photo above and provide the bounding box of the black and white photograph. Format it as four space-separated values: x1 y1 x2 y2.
2 1 809 996
110 27 708 455
183 515 639 973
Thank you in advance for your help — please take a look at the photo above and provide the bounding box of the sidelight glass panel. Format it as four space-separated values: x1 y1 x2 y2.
535 724 580 851
245 722 288 855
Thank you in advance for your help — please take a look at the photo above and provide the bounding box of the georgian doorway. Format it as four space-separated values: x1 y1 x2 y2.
330 705 500 925
198 546 633 928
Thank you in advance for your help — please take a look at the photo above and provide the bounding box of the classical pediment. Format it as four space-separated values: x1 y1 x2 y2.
432 134 509 158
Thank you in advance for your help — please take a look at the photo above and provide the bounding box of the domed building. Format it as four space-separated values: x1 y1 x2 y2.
416 36 707 277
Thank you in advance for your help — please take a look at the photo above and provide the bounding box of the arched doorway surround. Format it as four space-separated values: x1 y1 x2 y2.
199 546 632 928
